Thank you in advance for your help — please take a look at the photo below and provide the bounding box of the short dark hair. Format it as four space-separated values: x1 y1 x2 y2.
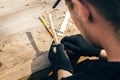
65 0 120 39
86 0 120 38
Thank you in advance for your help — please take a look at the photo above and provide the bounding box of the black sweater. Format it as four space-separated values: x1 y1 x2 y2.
62 62 120 80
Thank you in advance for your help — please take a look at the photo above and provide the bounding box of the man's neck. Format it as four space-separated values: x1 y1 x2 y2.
107 45 120 62
103 38 120 62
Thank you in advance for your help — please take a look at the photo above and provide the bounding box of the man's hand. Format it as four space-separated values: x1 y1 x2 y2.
61 34 101 57
48 41 73 74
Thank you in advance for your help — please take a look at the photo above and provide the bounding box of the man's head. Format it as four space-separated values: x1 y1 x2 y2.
65 0 120 48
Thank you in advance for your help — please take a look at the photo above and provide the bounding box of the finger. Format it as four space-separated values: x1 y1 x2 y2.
50 41 56 49
66 50 74 58
61 34 83 45
56 44 69 59
61 36 75 44
66 50 80 64
51 40 56 46
63 42 80 53
56 44 67 56
48 45 56 60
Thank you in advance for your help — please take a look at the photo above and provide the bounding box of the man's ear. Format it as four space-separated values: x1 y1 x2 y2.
72 0 91 22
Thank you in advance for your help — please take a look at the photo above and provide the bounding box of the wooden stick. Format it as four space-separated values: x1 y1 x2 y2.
48 13 59 44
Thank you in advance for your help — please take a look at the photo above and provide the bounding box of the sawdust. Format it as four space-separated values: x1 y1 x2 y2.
0 45 4 52
25 4 30 7
0 62 2 67
0 0 80 80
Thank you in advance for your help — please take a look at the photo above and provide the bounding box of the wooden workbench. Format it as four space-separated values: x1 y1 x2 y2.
0 0 80 80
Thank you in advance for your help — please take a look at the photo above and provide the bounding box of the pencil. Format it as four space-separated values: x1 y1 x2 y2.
39 17 53 38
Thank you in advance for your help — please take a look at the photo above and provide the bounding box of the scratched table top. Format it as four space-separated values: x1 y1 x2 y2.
0 0 80 80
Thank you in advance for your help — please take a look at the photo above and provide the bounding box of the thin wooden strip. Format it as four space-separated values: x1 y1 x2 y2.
48 13 59 44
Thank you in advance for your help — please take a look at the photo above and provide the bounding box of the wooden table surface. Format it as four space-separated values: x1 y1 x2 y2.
0 0 80 80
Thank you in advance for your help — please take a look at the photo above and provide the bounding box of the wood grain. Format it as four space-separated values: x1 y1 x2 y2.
0 0 80 80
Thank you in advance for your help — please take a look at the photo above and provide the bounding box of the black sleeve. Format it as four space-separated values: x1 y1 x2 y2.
62 62 120 80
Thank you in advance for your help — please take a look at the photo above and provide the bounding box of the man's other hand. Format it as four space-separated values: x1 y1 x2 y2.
61 34 101 57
